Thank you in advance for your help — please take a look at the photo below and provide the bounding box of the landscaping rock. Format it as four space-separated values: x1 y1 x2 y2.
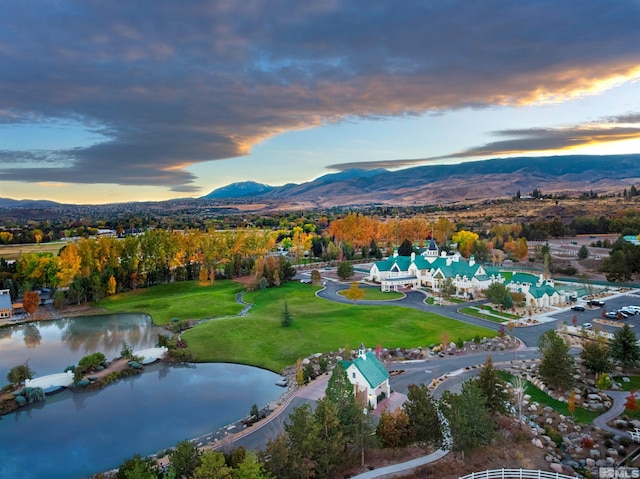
532 438 544 449
607 448 619 457
586 458 596 467
614 419 629 428
550 463 563 474
590 449 601 459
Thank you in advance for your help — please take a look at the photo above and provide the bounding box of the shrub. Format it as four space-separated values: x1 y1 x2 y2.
544 426 563 448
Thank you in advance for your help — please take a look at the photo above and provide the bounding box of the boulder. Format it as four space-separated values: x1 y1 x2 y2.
614 419 629 428
550 463 563 474
532 438 544 448
590 449 601 459
607 448 619 457
586 458 596 467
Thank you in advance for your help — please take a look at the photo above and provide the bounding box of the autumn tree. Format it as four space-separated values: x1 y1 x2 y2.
22 290 40 316
452 230 479 258
57 243 82 286
106 275 117 295
376 408 413 449
343 282 365 304
310 269 322 285
432 217 455 245
0 231 13 244
625 390 638 413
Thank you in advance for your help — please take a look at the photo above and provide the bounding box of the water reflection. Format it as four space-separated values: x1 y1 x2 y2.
0 314 167 379
22 323 41 349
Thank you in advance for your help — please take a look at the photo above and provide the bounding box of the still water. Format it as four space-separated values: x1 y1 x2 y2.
0 316 283 479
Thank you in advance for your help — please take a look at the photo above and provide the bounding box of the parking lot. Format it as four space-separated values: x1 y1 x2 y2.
549 293 640 334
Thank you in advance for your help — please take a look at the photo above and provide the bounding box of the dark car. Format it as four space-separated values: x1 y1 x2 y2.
571 305 586 312
588 300 605 307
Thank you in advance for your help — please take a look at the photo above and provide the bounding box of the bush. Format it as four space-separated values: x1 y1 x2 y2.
544 426 563 448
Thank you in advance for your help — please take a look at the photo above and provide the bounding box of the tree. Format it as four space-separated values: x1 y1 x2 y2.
402 383 442 447
625 390 638 413
116 454 159 479
432 217 455 245
538 330 575 390
232 451 271 479
611 323 640 369
106 275 117 295
6 362 34 388
476 356 509 415
281 300 292 327
440 277 456 301
600 250 632 283
336 261 354 281
452 230 479 258
484 282 509 307
22 290 40 316
343 281 365 304
192 450 233 479
169 440 202 479
398 239 414 256
376 408 412 449
310 269 322 285
580 336 612 378
284 403 320 478
313 397 345 478
440 380 495 457
577 244 589 260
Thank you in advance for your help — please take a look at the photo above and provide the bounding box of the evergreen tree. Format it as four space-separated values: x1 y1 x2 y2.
398 238 414 256
611 324 640 369
476 356 509 414
337 261 354 280
577 244 589 260
538 330 575 390
281 300 292 327
402 383 443 447
440 380 495 457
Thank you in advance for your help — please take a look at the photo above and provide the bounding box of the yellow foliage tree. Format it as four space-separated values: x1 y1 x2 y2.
106 275 117 295
57 243 82 286
343 282 365 305
452 230 479 258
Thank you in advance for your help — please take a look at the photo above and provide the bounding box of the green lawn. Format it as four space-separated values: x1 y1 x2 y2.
336 288 404 301
613 376 640 392
184 282 496 371
99 280 245 325
459 307 506 323
498 371 599 423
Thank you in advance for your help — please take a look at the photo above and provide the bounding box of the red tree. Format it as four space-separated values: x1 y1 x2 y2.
625 390 638 412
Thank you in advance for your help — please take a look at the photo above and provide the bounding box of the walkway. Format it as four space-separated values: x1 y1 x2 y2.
593 390 633 439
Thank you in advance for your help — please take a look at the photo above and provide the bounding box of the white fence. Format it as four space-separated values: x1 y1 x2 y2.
459 469 576 479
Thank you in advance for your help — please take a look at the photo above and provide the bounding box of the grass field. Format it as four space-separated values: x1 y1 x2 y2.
184 282 497 371
336 288 404 301
100 281 245 325
459 307 506 323
0 242 66 260
613 376 640 392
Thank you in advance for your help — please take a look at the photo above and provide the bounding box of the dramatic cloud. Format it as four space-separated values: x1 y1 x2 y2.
0 1 639 190
328 113 640 170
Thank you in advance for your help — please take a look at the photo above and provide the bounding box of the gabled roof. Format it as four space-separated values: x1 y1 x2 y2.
343 352 389 389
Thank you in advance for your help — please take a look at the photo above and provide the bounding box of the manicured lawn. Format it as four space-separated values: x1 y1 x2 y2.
184 282 497 371
478 305 520 319
336 288 404 301
99 280 245 325
498 371 599 424
613 376 640 392
459 307 505 323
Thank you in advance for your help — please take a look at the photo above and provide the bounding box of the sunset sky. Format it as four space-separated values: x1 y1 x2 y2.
1 1 639 204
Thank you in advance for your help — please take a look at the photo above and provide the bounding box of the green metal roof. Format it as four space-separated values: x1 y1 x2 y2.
343 352 389 389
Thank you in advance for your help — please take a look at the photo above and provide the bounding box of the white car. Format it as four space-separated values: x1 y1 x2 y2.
583 323 593 330
622 306 640 314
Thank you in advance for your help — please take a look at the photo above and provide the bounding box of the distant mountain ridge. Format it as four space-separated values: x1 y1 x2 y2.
201 154 640 208
0 198 62 209
201 181 274 199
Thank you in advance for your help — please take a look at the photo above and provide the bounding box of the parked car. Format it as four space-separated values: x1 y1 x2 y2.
621 306 640 314
617 310 633 318
583 323 592 330
571 305 586 312
588 300 605 307
605 311 618 319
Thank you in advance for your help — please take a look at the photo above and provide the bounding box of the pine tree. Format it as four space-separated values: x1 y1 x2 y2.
402 383 443 447
476 356 509 414
281 300 292 327
611 324 640 369
538 330 575 390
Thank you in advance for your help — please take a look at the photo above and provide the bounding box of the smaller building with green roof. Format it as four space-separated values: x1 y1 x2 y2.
342 344 390 410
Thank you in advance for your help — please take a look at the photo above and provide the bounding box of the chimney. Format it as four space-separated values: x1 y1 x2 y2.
411 252 415 261
393 249 398 258
469 255 475 266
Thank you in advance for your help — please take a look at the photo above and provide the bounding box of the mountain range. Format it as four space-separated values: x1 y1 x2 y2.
200 154 640 208
2 154 640 211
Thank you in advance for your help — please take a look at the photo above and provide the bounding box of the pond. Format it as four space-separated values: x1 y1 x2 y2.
0 313 167 379
0 315 284 479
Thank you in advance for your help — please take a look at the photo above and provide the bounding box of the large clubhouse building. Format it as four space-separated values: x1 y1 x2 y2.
367 240 561 307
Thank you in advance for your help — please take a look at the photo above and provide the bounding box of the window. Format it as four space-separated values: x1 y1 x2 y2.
352 372 356 379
